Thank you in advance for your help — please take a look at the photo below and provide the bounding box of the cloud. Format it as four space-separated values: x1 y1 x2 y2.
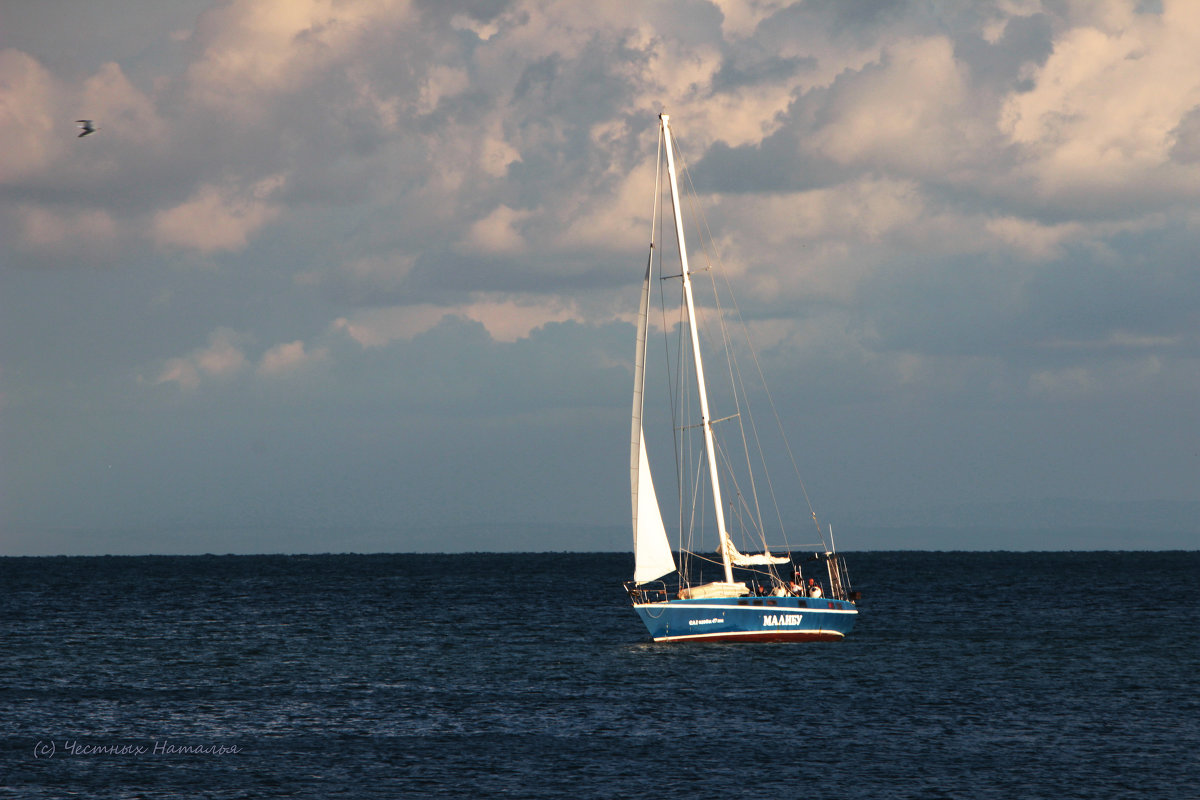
999 0 1200 203
0 49 61 183
16 204 120 255
681 178 934 305
812 35 983 176
0 50 167 190
184 0 415 118
450 12 501 42
332 312 428 348
79 62 167 146
415 65 470 116
458 204 533 254
152 174 285 253
257 340 329 376
985 216 1085 261
551 156 653 254
153 329 250 390
153 330 329 388
333 296 582 346
711 0 795 39
479 118 522 178
631 29 791 150
1028 352 1172 401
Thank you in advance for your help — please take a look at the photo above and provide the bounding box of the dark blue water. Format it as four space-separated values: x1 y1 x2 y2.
2 551 1197 798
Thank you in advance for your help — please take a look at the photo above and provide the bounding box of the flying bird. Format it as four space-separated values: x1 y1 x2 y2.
76 120 96 137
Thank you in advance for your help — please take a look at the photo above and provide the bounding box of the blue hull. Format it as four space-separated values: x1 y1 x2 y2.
632 595 858 642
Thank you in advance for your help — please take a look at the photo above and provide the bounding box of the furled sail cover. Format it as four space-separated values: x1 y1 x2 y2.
631 259 676 585
721 538 790 566
678 581 750 599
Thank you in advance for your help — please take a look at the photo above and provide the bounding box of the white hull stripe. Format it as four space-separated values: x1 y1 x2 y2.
654 629 845 642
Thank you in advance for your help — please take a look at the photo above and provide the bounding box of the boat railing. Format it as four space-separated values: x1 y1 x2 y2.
627 575 857 605
823 553 860 602
624 581 672 604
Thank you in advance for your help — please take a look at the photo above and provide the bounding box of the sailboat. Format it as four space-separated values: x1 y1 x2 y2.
625 113 859 642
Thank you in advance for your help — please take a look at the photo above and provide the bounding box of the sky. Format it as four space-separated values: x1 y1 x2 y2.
1 0 1198 555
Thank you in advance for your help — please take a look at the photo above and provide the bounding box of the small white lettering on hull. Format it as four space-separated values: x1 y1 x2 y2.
688 617 724 626
762 613 803 627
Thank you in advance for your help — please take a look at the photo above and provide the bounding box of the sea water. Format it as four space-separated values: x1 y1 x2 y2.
2 551 1197 798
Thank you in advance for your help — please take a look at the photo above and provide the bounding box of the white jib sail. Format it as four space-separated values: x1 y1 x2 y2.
631 259 676 585
634 430 675 583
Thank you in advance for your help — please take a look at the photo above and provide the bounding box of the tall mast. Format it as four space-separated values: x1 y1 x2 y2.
660 113 734 584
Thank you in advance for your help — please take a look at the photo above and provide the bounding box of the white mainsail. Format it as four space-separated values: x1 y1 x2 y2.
631 258 676 585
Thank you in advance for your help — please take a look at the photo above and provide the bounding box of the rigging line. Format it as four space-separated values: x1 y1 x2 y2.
686 552 725 568
712 264 825 546
673 141 780 555
729 338 791 551
665 125 767 567
653 132 686 562
659 153 698 564
738 312 826 546
648 124 662 256
711 440 754 539
663 129 704 565
679 442 705 568
676 276 692 556
690 201 824 546
711 281 774 550
676 148 826 551
652 137 674 559
713 438 773 550
677 413 740 432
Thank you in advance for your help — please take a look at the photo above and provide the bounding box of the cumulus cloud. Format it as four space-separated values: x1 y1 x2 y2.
258 340 329 376
458 205 533 255
154 329 250 390
812 36 982 176
154 331 330 388
415 65 470 116
153 174 285 253
184 0 415 118
479 118 522 178
683 177 936 305
999 0 1200 202
985 216 1085 261
333 296 581 346
0 51 167 190
0 49 61 183
80 62 167 146
711 0 795 39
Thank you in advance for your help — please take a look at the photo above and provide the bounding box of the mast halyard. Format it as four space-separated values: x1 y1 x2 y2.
660 112 735 585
